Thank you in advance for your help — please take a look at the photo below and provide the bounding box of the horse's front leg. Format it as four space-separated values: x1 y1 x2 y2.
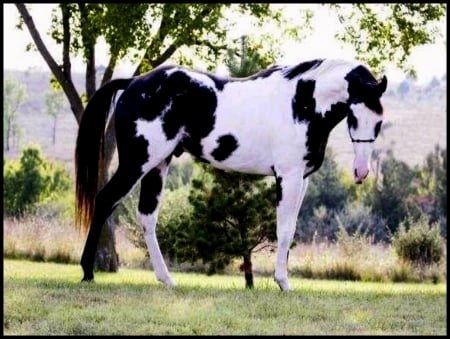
274 171 309 291
138 160 175 288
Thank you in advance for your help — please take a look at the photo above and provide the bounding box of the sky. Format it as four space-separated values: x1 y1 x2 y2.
3 4 447 85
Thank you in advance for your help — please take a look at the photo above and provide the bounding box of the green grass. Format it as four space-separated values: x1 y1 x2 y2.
4 259 446 335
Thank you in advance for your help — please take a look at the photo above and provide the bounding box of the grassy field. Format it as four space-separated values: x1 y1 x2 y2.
4 259 446 335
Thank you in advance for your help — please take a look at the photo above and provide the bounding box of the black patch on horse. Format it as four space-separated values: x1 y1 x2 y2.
247 65 283 80
201 72 229 91
159 70 218 142
292 80 316 123
347 111 358 130
138 167 163 215
211 134 239 161
284 59 323 80
114 98 154 175
302 102 350 178
124 65 177 122
291 78 351 177
374 121 382 138
181 138 210 163
271 166 283 207
345 65 383 114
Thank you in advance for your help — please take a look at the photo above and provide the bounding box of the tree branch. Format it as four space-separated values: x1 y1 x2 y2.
78 3 96 99
101 53 117 86
60 4 71 80
133 4 176 75
150 43 179 69
15 3 84 121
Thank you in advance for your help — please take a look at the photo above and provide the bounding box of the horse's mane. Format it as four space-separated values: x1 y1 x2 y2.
284 58 358 80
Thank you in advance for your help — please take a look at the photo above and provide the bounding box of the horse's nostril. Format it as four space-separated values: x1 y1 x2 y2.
354 168 358 177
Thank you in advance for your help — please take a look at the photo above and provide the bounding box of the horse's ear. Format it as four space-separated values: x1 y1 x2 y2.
377 75 388 96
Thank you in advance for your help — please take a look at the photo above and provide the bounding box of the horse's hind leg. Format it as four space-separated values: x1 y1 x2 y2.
137 159 175 287
81 166 142 281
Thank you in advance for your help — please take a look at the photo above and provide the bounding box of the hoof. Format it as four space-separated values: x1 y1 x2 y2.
158 276 176 288
81 274 94 283
274 276 290 292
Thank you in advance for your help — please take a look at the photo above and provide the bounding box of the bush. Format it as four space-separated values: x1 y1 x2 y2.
335 201 388 242
393 215 444 266
3 144 71 217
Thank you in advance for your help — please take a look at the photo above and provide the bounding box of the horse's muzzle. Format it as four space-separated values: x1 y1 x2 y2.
354 168 369 184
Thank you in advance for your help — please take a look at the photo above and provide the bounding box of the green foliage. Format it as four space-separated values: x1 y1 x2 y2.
363 150 420 234
416 145 447 224
225 35 275 77
362 146 447 239
297 148 357 241
177 162 277 275
297 144 446 244
165 160 194 191
3 145 71 217
335 201 387 242
393 215 444 266
330 3 446 77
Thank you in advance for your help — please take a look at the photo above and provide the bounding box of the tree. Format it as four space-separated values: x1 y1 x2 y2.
183 163 277 288
4 76 27 151
15 3 285 272
363 150 420 236
3 144 71 217
225 35 273 76
330 3 446 77
415 145 447 236
44 89 65 144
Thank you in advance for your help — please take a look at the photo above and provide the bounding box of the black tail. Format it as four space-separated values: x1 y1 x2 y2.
75 78 133 234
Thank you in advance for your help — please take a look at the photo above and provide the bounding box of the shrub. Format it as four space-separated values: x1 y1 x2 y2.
3 144 71 217
392 215 444 266
334 201 388 242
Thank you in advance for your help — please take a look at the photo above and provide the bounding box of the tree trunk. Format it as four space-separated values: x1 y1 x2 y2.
5 120 11 151
241 254 254 289
52 117 57 144
94 216 119 271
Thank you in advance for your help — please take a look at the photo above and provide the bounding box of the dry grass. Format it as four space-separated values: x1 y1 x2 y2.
3 216 148 268
233 239 446 284
3 214 446 284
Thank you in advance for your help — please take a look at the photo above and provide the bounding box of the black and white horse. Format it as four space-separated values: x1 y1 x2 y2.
75 58 387 291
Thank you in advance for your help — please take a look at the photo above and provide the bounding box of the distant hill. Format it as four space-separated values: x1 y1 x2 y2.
3 69 447 175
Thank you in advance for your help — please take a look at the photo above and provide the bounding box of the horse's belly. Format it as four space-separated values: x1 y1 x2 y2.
200 137 274 176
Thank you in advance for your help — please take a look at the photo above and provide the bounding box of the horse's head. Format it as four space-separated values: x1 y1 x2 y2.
345 66 387 184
